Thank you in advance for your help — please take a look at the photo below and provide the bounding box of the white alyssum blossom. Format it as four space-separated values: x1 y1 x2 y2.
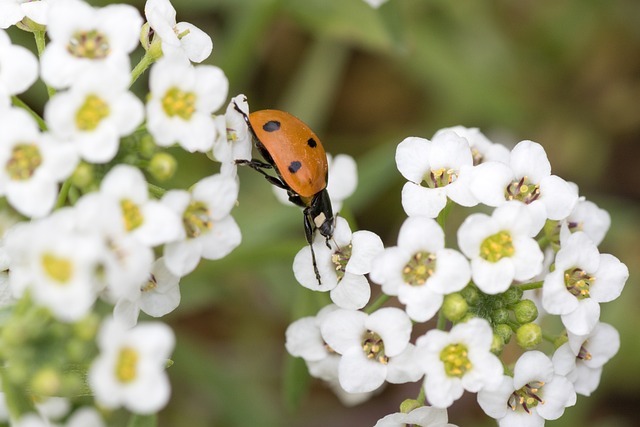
162 173 241 276
0 0 49 29
147 58 229 153
45 71 144 164
416 318 503 408
552 322 619 396
374 406 458 427
93 165 183 247
396 131 478 218
433 126 510 165
210 94 252 176
41 0 143 89
457 201 544 294
5 210 104 322
562 199 611 246
470 140 579 231
370 216 471 321
144 0 213 63
362 0 389 8
65 407 106 427
320 307 421 393
542 231 627 335
477 351 576 426
293 217 383 309
114 257 181 328
0 108 77 218
89 318 175 414
0 29 38 107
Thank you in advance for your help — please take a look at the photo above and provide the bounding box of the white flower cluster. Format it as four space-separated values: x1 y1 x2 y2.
0 0 251 425
286 126 628 426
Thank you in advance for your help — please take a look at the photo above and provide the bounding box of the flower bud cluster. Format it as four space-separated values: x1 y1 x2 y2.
285 126 629 426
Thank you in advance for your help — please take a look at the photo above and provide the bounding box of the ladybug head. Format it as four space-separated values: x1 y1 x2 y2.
310 189 334 241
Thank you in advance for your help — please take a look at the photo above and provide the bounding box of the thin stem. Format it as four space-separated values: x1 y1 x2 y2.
537 234 550 250
127 413 157 427
416 384 426 405
148 183 167 199
33 31 56 98
55 179 73 209
11 96 47 131
436 309 447 330
364 293 390 314
518 280 544 291
130 49 160 87
436 199 453 232
542 332 557 344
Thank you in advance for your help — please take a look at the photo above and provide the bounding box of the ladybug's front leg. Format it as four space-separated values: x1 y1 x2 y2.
235 159 288 190
303 208 322 286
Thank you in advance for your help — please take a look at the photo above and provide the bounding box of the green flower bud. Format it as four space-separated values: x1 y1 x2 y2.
514 299 538 324
139 133 157 159
31 367 61 396
442 293 468 322
516 323 542 350
148 152 177 182
400 398 422 413
492 308 509 324
494 323 513 344
502 285 523 305
70 162 94 190
490 333 505 354
460 285 480 306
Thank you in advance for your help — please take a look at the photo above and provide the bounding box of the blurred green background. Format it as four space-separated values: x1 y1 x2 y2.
15 0 640 426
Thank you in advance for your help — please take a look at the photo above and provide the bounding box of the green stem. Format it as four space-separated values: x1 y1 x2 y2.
127 413 157 427
537 234 550 250
364 293 390 314
148 183 167 199
542 332 557 344
33 31 56 98
55 179 73 209
518 280 544 291
130 47 162 87
436 309 447 330
436 199 453 232
11 96 47 131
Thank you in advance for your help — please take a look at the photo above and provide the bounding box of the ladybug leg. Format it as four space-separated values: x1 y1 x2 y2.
303 208 322 286
236 159 289 190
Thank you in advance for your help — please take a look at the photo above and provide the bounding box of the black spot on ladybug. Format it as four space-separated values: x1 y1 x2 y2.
288 161 302 173
263 121 281 132
307 137 317 148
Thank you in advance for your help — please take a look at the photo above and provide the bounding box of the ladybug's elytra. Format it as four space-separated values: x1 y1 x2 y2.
233 100 335 285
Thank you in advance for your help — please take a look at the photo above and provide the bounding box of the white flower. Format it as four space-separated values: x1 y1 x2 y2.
96 165 183 247
374 406 458 427
371 216 470 321
552 322 619 396
5 210 104 322
562 199 611 246
45 71 144 164
272 152 358 215
457 201 544 294
144 0 213 63
433 126 510 165
41 0 142 89
470 140 579 231
477 351 576 426
285 304 339 363
293 217 382 309
65 407 106 427
210 94 253 177
0 108 77 218
114 257 181 328
0 29 38 107
396 131 477 218
162 173 241 276
320 307 421 393
542 231 627 335
89 318 175 414
147 58 229 152
0 0 49 28
416 318 503 408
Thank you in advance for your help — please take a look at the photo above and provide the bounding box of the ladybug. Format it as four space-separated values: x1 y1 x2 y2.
233 99 334 285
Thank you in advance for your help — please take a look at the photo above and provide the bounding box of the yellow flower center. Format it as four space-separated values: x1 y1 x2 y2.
424 167 458 188
508 381 545 414
403 251 437 286
480 230 514 263
120 199 144 232
439 343 471 377
505 176 541 204
67 29 111 59
115 347 139 383
362 330 388 364
6 143 42 181
76 94 110 131
41 253 73 284
162 87 197 120
564 267 593 300
183 201 211 238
